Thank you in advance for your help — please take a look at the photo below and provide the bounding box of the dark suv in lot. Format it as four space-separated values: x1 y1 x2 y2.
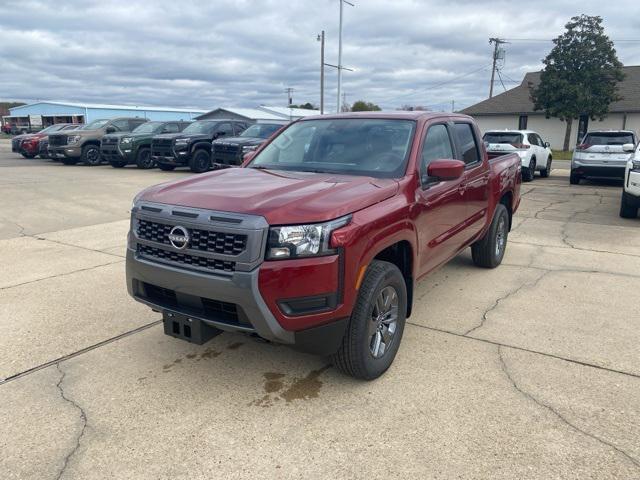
211 123 284 168
49 117 148 165
151 120 248 173
102 121 192 169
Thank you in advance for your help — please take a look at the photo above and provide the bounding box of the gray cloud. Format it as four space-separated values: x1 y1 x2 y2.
1 0 639 112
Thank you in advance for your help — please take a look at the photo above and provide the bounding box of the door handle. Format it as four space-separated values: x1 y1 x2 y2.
457 184 467 195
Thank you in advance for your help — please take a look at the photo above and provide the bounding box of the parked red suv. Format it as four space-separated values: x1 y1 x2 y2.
12 123 79 158
126 112 521 379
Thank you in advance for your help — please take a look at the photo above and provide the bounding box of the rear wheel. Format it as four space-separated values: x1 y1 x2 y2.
109 160 127 168
136 148 154 169
81 144 101 166
540 156 552 178
523 157 536 182
189 149 211 173
471 204 509 268
331 260 407 380
570 170 581 185
157 163 176 171
620 191 638 218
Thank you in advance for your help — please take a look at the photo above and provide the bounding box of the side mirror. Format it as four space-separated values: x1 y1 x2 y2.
426 159 465 182
544 142 551 148
623 143 635 153
105 126 116 133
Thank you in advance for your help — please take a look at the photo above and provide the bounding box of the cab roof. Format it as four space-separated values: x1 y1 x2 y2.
298 111 472 122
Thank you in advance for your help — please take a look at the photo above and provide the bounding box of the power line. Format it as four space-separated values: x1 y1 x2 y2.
496 69 507 92
385 64 491 103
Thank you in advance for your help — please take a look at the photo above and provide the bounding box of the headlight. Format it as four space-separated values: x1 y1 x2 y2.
242 145 258 153
67 135 81 145
174 138 189 145
121 137 132 145
632 159 640 171
266 216 351 260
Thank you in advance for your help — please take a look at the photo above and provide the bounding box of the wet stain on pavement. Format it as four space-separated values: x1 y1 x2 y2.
186 353 197 359
200 347 222 359
249 365 331 407
227 342 244 350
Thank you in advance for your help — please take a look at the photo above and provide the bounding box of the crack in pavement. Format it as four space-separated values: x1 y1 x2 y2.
0 259 124 291
497 346 640 471
54 363 88 480
509 239 640 259
533 199 571 220
32 234 126 259
463 269 551 337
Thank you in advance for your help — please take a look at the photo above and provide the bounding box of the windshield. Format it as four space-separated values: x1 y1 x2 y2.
241 124 282 139
39 125 62 133
81 119 109 130
249 118 416 178
132 122 163 134
182 121 215 134
483 132 523 144
583 132 635 146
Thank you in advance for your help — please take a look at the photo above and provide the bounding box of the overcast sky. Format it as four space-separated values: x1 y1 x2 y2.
1 0 640 112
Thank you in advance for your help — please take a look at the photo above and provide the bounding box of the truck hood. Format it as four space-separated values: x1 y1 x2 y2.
153 133 208 142
213 136 264 147
140 167 399 225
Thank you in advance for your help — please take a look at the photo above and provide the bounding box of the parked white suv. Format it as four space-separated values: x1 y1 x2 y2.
571 130 637 185
620 143 640 218
483 130 552 182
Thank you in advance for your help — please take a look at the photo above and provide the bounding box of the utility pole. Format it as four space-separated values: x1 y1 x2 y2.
337 0 354 113
317 31 325 114
451 100 455 113
285 87 294 106
489 38 506 98
341 92 348 112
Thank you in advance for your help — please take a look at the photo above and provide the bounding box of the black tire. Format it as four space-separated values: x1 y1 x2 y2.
620 191 638 219
189 149 211 173
81 144 101 166
21 153 36 159
569 171 581 185
331 260 407 380
471 204 509 268
540 156 552 178
109 160 127 168
136 148 154 169
61 158 79 165
523 157 536 182
157 163 176 171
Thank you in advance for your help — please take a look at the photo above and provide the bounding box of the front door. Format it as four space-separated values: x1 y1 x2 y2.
414 123 468 276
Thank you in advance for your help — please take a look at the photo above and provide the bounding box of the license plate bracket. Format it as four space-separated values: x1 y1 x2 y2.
163 311 222 344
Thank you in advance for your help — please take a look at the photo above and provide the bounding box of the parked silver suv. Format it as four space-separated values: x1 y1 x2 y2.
571 130 637 185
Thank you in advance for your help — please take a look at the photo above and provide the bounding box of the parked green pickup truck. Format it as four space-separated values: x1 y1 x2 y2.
102 121 192 169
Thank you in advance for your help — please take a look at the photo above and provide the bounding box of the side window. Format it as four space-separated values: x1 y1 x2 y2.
453 123 480 165
216 122 233 137
163 123 180 133
130 119 146 130
234 123 248 135
420 124 454 180
111 119 130 131
528 134 540 146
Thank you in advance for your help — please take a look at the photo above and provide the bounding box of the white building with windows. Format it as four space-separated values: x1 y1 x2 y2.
461 66 640 150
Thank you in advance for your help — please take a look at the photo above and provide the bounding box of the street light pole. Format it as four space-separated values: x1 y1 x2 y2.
318 31 325 114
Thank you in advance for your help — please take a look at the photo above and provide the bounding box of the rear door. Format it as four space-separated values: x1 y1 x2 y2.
415 123 468 275
455 122 489 241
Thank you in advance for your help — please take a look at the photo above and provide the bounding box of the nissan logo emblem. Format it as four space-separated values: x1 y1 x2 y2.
168 225 190 250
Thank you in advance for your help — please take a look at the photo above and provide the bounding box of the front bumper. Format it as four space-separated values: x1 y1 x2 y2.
126 248 294 344
49 145 81 159
151 145 190 165
101 144 133 163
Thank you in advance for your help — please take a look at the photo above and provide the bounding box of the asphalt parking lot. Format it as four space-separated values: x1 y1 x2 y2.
1 139 639 479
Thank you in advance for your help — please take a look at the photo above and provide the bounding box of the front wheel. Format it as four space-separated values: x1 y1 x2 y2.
157 163 176 171
331 260 407 380
136 148 154 169
540 157 552 178
471 204 509 268
189 149 211 173
81 144 102 166
109 160 127 168
21 153 36 159
620 191 638 219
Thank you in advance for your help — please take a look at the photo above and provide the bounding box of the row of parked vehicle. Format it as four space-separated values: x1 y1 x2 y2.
11 117 285 173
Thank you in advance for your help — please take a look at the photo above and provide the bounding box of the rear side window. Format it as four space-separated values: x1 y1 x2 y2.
163 123 180 133
130 119 147 130
454 123 480 165
527 134 540 146
583 132 635 145
216 123 234 136
111 119 130 131
420 124 454 178
483 132 523 145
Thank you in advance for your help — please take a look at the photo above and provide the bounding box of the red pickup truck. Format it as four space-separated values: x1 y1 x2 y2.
127 112 521 379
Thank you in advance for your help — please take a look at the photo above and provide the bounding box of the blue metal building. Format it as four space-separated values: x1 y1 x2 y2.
5 101 206 129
